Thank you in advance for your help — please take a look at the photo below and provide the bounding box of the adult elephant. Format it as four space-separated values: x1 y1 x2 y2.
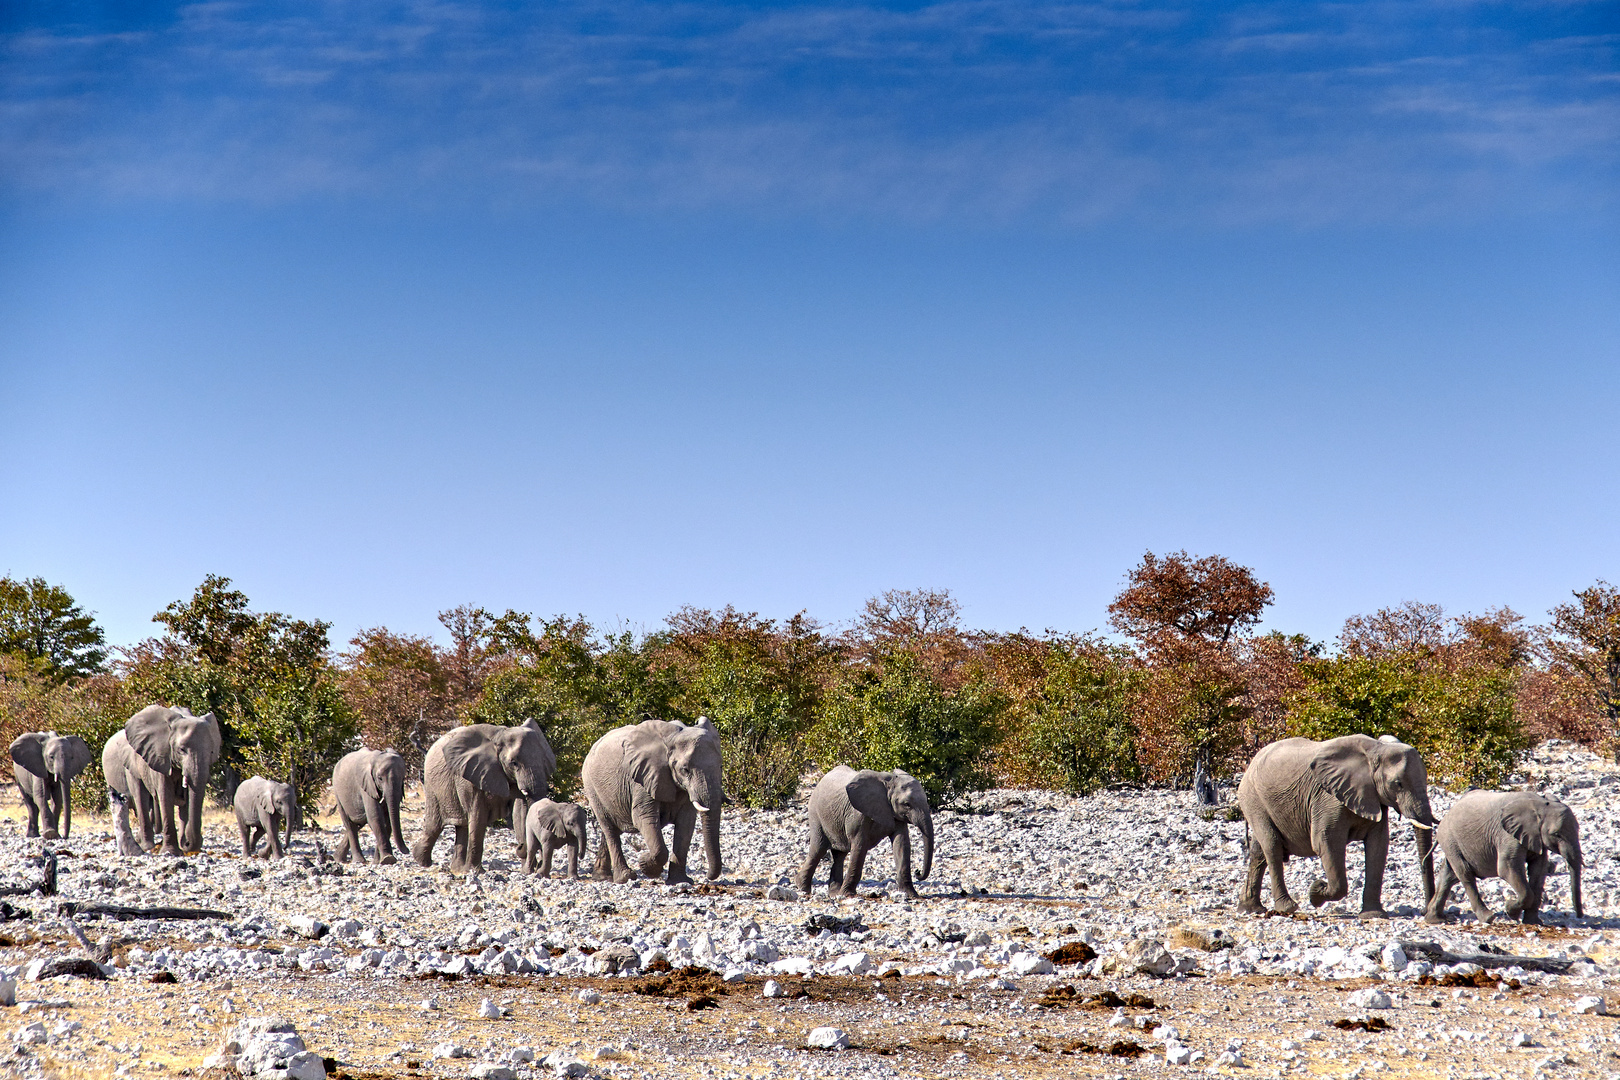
583 716 723 885
795 765 933 899
412 724 555 872
102 705 223 856
1237 734 1436 919
9 732 93 839
331 747 408 865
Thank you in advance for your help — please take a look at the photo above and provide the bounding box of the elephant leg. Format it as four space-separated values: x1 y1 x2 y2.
263 812 284 859
1356 819 1390 918
538 840 554 878
566 839 580 879
1523 853 1549 923
362 793 394 865
238 816 253 856
19 789 40 838
891 830 917 898
466 798 493 871
1425 857 1460 924
1250 817 1297 914
1500 850 1533 921
1237 833 1268 914
666 808 695 885
1457 866 1495 924
449 823 470 872
336 820 360 863
155 781 183 857
634 813 670 881
829 848 847 892
38 787 57 839
411 796 444 867
1307 823 1352 910
837 831 874 898
132 783 156 851
795 821 829 895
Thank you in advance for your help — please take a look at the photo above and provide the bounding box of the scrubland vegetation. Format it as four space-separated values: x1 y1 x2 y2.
2 557 1616 811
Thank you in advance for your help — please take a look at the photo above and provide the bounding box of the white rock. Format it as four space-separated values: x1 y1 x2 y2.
287 916 327 939
807 1027 850 1050
1165 1041 1192 1066
1216 1050 1243 1067
1107 1008 1130 1029
14 1021 46 1046
721 968 746 984
770 957 813 976
541 1050 589 1077
1574 995 1606 1016
505 1048 536 1063
1348 988 1392 1010
762 980 787 999
1380 943 1408 972
328 918 363 940
1510 1032 1536 1048
434 1043 472 1059
766 885 799 901
469 1065 517 1080
576 989 602 1005
1009 952 1055 976
831 951 871 975
52 1020 80 1037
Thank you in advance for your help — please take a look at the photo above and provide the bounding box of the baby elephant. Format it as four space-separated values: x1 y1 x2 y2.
1426 790 1582 925
522 798 590 877
796 765 934 899
234 776 300 859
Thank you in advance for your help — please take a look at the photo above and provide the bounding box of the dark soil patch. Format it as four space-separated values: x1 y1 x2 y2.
686 995 720 1011
1055 1039 1148 1058
635 965 730 999
1419 971 1521 990
1038 985 1155 1010
148 971 178 984
1333 1017 1392 1032
1043 941 1098 965
644 957 674 974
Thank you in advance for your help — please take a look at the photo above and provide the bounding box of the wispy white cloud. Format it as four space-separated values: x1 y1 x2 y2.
1 0 1612 223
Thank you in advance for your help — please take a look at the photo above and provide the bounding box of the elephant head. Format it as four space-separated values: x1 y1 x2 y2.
1506 795 1582 918
441 723 556 803
847 769 934 881
253 779 301 852
126 706 223 852
1310 734 1438 900
625 716 725 880
367 748 407 851
9 732 93 838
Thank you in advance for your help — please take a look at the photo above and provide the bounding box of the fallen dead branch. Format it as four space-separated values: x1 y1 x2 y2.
1397 940 1573 975
56 902 234 921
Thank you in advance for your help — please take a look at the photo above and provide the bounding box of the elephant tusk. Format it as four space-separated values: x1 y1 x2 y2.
1407 819 1434 830
691 802 710 813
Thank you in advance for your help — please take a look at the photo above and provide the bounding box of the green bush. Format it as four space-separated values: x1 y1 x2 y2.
681 643 802 808
1019 644 1142 795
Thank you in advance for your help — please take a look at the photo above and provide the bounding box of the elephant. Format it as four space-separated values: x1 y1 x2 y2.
233 776 300 859
331 747 408 865
508 719 546 865
1424 790 1582 925
412 723 556 872
521 798 590 878
1236 734 1437 919
795 765 933 899
101 705 223 856
582 716 724 885
8 731 93 839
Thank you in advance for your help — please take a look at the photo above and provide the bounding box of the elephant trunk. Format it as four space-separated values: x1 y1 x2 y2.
689 779 722 881
390 789 406 853
57 777 72 840
1414 821 1435 905
916 813 934 882
284 806 296 852
1561 840 1583 918
183 774 206 851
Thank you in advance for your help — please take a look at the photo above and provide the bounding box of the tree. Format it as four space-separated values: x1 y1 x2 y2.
1107 551 1274 656
1539 581 1620 745
0 575 108 681
339 628 449 777
993 635 1141 795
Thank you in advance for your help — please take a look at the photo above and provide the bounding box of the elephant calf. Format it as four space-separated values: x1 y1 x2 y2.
796 765 933 899
331 747 408 865
9 731 93 840
521 798 590 878
1426 790 1582 925
234 776 300 859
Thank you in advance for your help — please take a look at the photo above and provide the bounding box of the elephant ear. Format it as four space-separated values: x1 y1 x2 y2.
9 733 48 778
623 730 679 802
194 712 223 757
846 771 899 830
50 736 93 782
1500 796 1546 850
126 707 177 774
441 728 512 800
1308 739 1382 821
365 754 390 801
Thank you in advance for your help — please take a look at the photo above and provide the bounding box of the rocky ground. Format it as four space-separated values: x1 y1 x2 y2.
4 741 1620 1080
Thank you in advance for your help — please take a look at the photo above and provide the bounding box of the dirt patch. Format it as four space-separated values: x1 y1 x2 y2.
1333 1017 1393 1032
1054 1038 1149 1058
633 964 731 998
1043 941 1097 965
1037 985 1155 1010
1419 970 1522 990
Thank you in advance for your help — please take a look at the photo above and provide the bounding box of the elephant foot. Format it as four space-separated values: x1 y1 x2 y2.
1270 898 1299 915
1357 908 1390 921
1521 910 1541 925
1423 911 1447 925
613 870 633 884
666 869 694 886
42 830 59 841
1235 899 1266 915
159 843 183 858
380 854 397 866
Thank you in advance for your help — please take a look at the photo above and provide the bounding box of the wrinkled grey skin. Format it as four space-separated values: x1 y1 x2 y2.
522 798 591 878
233 775 300 859
583 716 724 885
1237 734 1437 919
1425 789 1582 925
796 765 934 899
412 724 556 872
331 748 408 865
507 719 547 865
9 731 93 839
101 705 223 856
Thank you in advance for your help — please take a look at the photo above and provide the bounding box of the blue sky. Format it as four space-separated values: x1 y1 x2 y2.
1 1 1616 651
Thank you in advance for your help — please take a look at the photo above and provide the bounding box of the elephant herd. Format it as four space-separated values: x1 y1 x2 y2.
5 714 1585 925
